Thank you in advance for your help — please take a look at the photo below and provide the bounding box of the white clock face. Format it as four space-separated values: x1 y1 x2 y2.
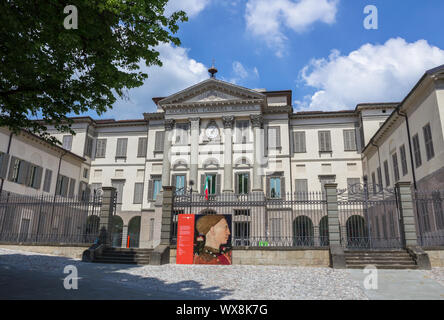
206 125 219 139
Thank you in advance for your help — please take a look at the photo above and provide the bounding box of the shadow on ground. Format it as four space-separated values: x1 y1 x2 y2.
0 251 234 300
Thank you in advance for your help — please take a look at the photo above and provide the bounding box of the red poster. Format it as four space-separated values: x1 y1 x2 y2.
176 214 195 264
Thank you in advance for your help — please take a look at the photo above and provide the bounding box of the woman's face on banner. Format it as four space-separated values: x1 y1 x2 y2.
211 218 230 246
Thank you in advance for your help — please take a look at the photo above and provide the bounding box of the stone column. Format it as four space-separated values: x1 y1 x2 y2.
395 182 418 246
189 118 200 192
161 119 175 188
325 183 346 269
160 186 174 246
121 225 128 248
222 115 235 193
98 187 116 245
250 115 264 193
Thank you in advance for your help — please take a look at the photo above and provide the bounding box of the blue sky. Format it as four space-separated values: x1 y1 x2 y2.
82 0 444 120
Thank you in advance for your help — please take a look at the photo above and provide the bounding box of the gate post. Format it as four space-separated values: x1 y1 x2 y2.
98 187 116 245
150 186 175 265
396 182 431 269
325 183 346 269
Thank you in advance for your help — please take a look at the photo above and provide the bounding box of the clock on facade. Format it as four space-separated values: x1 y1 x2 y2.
206 124 219 140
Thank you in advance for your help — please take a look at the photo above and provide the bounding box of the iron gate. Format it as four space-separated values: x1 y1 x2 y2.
337 184 404 250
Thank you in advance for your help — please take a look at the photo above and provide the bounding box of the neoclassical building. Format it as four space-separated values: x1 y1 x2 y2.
1 65 443 248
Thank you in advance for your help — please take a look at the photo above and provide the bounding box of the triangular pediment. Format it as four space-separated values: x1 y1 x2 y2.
158 78 265 106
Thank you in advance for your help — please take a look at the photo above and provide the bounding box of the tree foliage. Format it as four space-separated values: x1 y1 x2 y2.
0 0 187 144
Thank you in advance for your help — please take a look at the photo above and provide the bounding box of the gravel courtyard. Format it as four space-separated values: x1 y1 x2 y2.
1 248 443 300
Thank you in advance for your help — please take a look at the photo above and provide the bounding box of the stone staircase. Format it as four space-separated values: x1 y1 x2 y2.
93 247 153 265
345 250 418 269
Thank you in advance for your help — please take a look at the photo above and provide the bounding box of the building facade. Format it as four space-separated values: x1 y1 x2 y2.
1 65 443 248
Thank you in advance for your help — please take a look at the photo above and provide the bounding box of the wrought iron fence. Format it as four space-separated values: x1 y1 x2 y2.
337 185 404 250
413 189 444 247
171 191 328 248
0 191 103 245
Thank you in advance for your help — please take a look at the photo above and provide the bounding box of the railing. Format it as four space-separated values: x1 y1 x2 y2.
0 191 102 245
171 191 327 248
413 189 444 247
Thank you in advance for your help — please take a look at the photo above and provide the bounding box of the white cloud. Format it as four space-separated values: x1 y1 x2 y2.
296 38 444 111
165 0 211 18
105 43 208 119
245 0 339 57
226 61 260 85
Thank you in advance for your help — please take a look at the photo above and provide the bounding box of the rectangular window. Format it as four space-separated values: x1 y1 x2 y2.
234 209 251 216
343 129 357 151
68 178 76 198
83 168 89 179
384 160 390 187
27 164 42 189
137 137 148 157
43 169 52 193
267 127 281 149
9 157 22 183
116 138 128 158
392 152 400 182
269 177 281 198
293 131 306 153
111 180 125 204
84 136 93 158
423 123 435 161
400 145 408 176
153 179 162 200
295 179 308 200
412 134 422 168
377 167 383 189
318 131 332 152
237 173 249 195
154 131 165 152
236 120 249 144
56 175 69 197
95 139 107 158
175 123 189 145
133 183 144 204
205 174 217 195
234 221 250 246
62 135 73 151
175 175 186 194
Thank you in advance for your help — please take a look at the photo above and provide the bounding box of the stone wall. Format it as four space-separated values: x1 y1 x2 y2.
169 248 330 267
425 249 444 267
0 245 89 260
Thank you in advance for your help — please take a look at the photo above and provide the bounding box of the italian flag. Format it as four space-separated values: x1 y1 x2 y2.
204 176 211 200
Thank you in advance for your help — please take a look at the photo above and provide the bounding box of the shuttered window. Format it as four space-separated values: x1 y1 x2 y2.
137 137 147 157
343 129 357 151
412 134 422 168
133 183 144 204
154 131 165 152
95 139 107 158
392 152 400 182
148 175 162 201
43 169 52 193
175 123 189 145
295 179 308 200
384 160 390 187
236 173 249 195
27 164 43 190
0 152 10 179
318 131 332 152
115 138 128 158
267 127 281 149
371 172 376 194
84 137 94 158
236 120 249 144
293 132 306 153
400 145 408 176
62 135 73 151
423 123 435 161
56 175 69 197
377 167 383 188
68 178 76 198
111 180 125 204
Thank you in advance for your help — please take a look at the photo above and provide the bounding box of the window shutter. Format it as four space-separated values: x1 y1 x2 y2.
200 175 205 194
34 166 43 190
0 153 10 179
216 174 221 195
171 174 177 188
8 157 16 181
68 178 76 198
280 177 285 199
276 127 281 148
43 169 52 193
138 137 147 157
326 131 331 151
264 127 268 155
295 179 308 200
319 132 325 151
18 161 29 185
266 176 271 198
147 180 154 201
133 183 143 204
155 131 165 152
96 139 107 158
122 138 128 157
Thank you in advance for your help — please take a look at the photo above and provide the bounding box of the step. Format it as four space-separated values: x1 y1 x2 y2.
94 256 150 263
94 259 150 265
103 248 153 253
346 256 413 261
347 264 418 270
101 252 152 258
346 260 416 266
